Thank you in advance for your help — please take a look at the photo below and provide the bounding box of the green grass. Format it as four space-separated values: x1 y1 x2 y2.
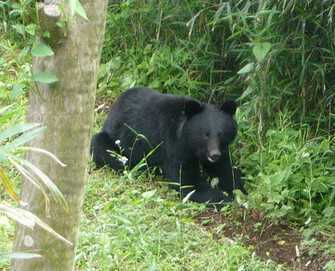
76 169 284 271
0 167 285 270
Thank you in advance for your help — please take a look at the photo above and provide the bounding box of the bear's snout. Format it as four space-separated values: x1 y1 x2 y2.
207 150 221 163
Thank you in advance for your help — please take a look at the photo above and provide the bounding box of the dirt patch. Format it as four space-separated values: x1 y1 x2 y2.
196 208 333 271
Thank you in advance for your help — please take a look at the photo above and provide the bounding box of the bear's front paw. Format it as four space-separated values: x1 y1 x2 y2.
188 188 233 204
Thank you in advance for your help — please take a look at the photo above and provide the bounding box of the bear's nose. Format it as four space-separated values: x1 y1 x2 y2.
208 151 221 163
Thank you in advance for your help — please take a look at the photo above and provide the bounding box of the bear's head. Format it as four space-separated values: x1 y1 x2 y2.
181 100 237 163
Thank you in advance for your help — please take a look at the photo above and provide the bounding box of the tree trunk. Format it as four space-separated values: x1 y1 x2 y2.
12 1 107 270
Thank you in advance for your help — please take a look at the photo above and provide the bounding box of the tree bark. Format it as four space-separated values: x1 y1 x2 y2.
12 1 107 270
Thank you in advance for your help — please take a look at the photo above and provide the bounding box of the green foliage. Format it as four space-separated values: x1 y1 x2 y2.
100 0 335 256
102 0 335 130
325 260 335 271
32 71 58 84
0 0 36 42
238 109 335 224
68 0 88 20
0 36 31 102
252 42 272 63
0 105 70 248
31 41 54 57
1 0 88 86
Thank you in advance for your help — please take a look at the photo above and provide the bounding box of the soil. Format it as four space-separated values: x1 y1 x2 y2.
196 208 333 271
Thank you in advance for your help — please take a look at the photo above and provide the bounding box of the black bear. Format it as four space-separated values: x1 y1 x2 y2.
90 87 245 203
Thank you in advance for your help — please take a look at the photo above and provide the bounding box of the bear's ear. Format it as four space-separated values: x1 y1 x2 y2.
183 99 203 118
221 100 237 115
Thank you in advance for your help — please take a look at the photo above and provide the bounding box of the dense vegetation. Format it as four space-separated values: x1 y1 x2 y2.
100 0 335 236
0 0 334 269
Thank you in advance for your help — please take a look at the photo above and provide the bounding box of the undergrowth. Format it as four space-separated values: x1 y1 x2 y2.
76 169 283 271
0 0 334 269
97 0 335 259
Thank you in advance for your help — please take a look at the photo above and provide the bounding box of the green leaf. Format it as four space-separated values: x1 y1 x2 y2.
253 42 271 62
238 86 253 101
10 252 42 260
11 83 25 98
12 24 25 36
0 204 72 246
0 123 41 143
68 0 88 20
0 167 20 202
32 71 58 84
25 24 37 36
237 63 254 74
31 41 54 57
69 0 76 16
75 0 88 20
0 150 6 162
0 105 14 115
15 157 67 208
323 207 335 218
324 260 335 270
182 190 196 203
3 126 46 150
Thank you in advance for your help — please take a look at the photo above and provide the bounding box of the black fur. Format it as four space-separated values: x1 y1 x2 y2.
91 87 245 203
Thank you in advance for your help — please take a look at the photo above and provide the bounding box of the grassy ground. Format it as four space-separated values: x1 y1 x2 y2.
77 169 284 271
1 168 284 270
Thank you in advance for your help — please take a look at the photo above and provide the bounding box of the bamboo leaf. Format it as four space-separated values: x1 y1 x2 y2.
237 63 255 74
20 147 67 167
253 42 271 62
14 157 67 209
10 252 42 260
0 204 35 228
68 0 88 20
238 86 254 101
75 0 88 20
182 190 196 203
11 83 25 98
69 0 76 16
3 126 45 151
0 123 41 143
0 167 20 202
0 204 72 246
8 157 50 213
186 11 201 38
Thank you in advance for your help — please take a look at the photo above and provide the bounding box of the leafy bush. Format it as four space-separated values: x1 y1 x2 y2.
0 0 36 42
237 109 335 224
103 0 335 130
